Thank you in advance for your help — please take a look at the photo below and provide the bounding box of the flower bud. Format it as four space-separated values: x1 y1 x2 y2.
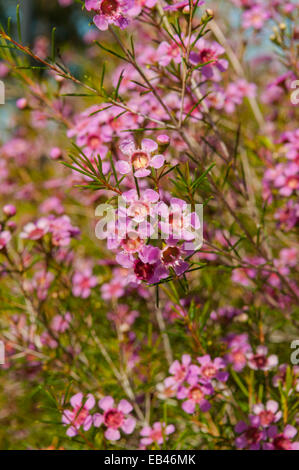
157 134 170 153
16 98 28 110
50 147 63 160
3 204 16 217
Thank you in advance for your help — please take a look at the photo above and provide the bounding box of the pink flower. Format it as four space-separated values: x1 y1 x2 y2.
122 188 160 223
156 36 183 67
93 396 136 441
189 38 228 81
275 201 299 230
20 218 49 240
0 230 11 250
62 393 95 437
133 245 168 284
252 401 282 428
242 6 271 30
161 242 191 276
164 0 204 12
3 205 17 217
197 354 229 382
72 268 97 298
116 137 165 178
48 215 80 247
128 0 156 16
51 313 72 333
158 197 201 243
167 354 200 388
177 381 213 414
85 0 133 31
264 425 299 450
247 345 278 371
140 422 175 447
32 269 54 301
235 416 266 450
107 303 139 331
101 278 126 300
224 333 252 372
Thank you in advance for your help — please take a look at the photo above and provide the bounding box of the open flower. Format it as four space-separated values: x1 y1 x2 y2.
247 345 278 371
140 422 175 447
85 0 133 31
197 354 229 383
93 396 136 441
72 268 97 298
20 218 49 240
116 138 165 178
0 230 11 250
264 425 299 450
62 393 95 437
167 354 200 388
235 416 266 450
252 401 282 428
177 380 214 414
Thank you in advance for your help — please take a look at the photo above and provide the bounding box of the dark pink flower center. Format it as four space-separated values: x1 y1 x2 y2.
245 427 261 444
259 410 274 426
121 235 143 253
253 354 267 368
131 151 149 170
88 135 101 150
162 246 180 265
134 259 154 281
151 429 163 442
29 228 45 239
202 365 217 379
101 0 119 17
189 386 203 403
73 406 88 426
199 49 216 64
104 408 124 429
273 435 291 450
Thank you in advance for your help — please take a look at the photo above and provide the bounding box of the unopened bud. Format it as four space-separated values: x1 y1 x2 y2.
50 147 62 160
3 204 16 217
16 98 28 110
7 220 17 231
157 134 170 153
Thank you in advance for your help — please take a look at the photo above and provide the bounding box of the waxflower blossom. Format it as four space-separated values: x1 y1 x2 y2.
264 425 299 450
160 243 189 276
177 380 214 414
247 345 278 371
20 218 49 240
93 396 136 441
158 197 201 243
32 269 54 301
167 354 200 388
62 393 95 437
85 0 133 31
197 355 229 382
252 401 282 428
0 230 11 250
224 333 252 372
107 303 139 331
51 312 72 333
235 416 266 450
140 422 175 447
242 5 270 30
116 137 165 178
189 38 228 81
72 268 98 298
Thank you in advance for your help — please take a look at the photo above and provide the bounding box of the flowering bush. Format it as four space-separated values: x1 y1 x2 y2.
0 0 298 450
